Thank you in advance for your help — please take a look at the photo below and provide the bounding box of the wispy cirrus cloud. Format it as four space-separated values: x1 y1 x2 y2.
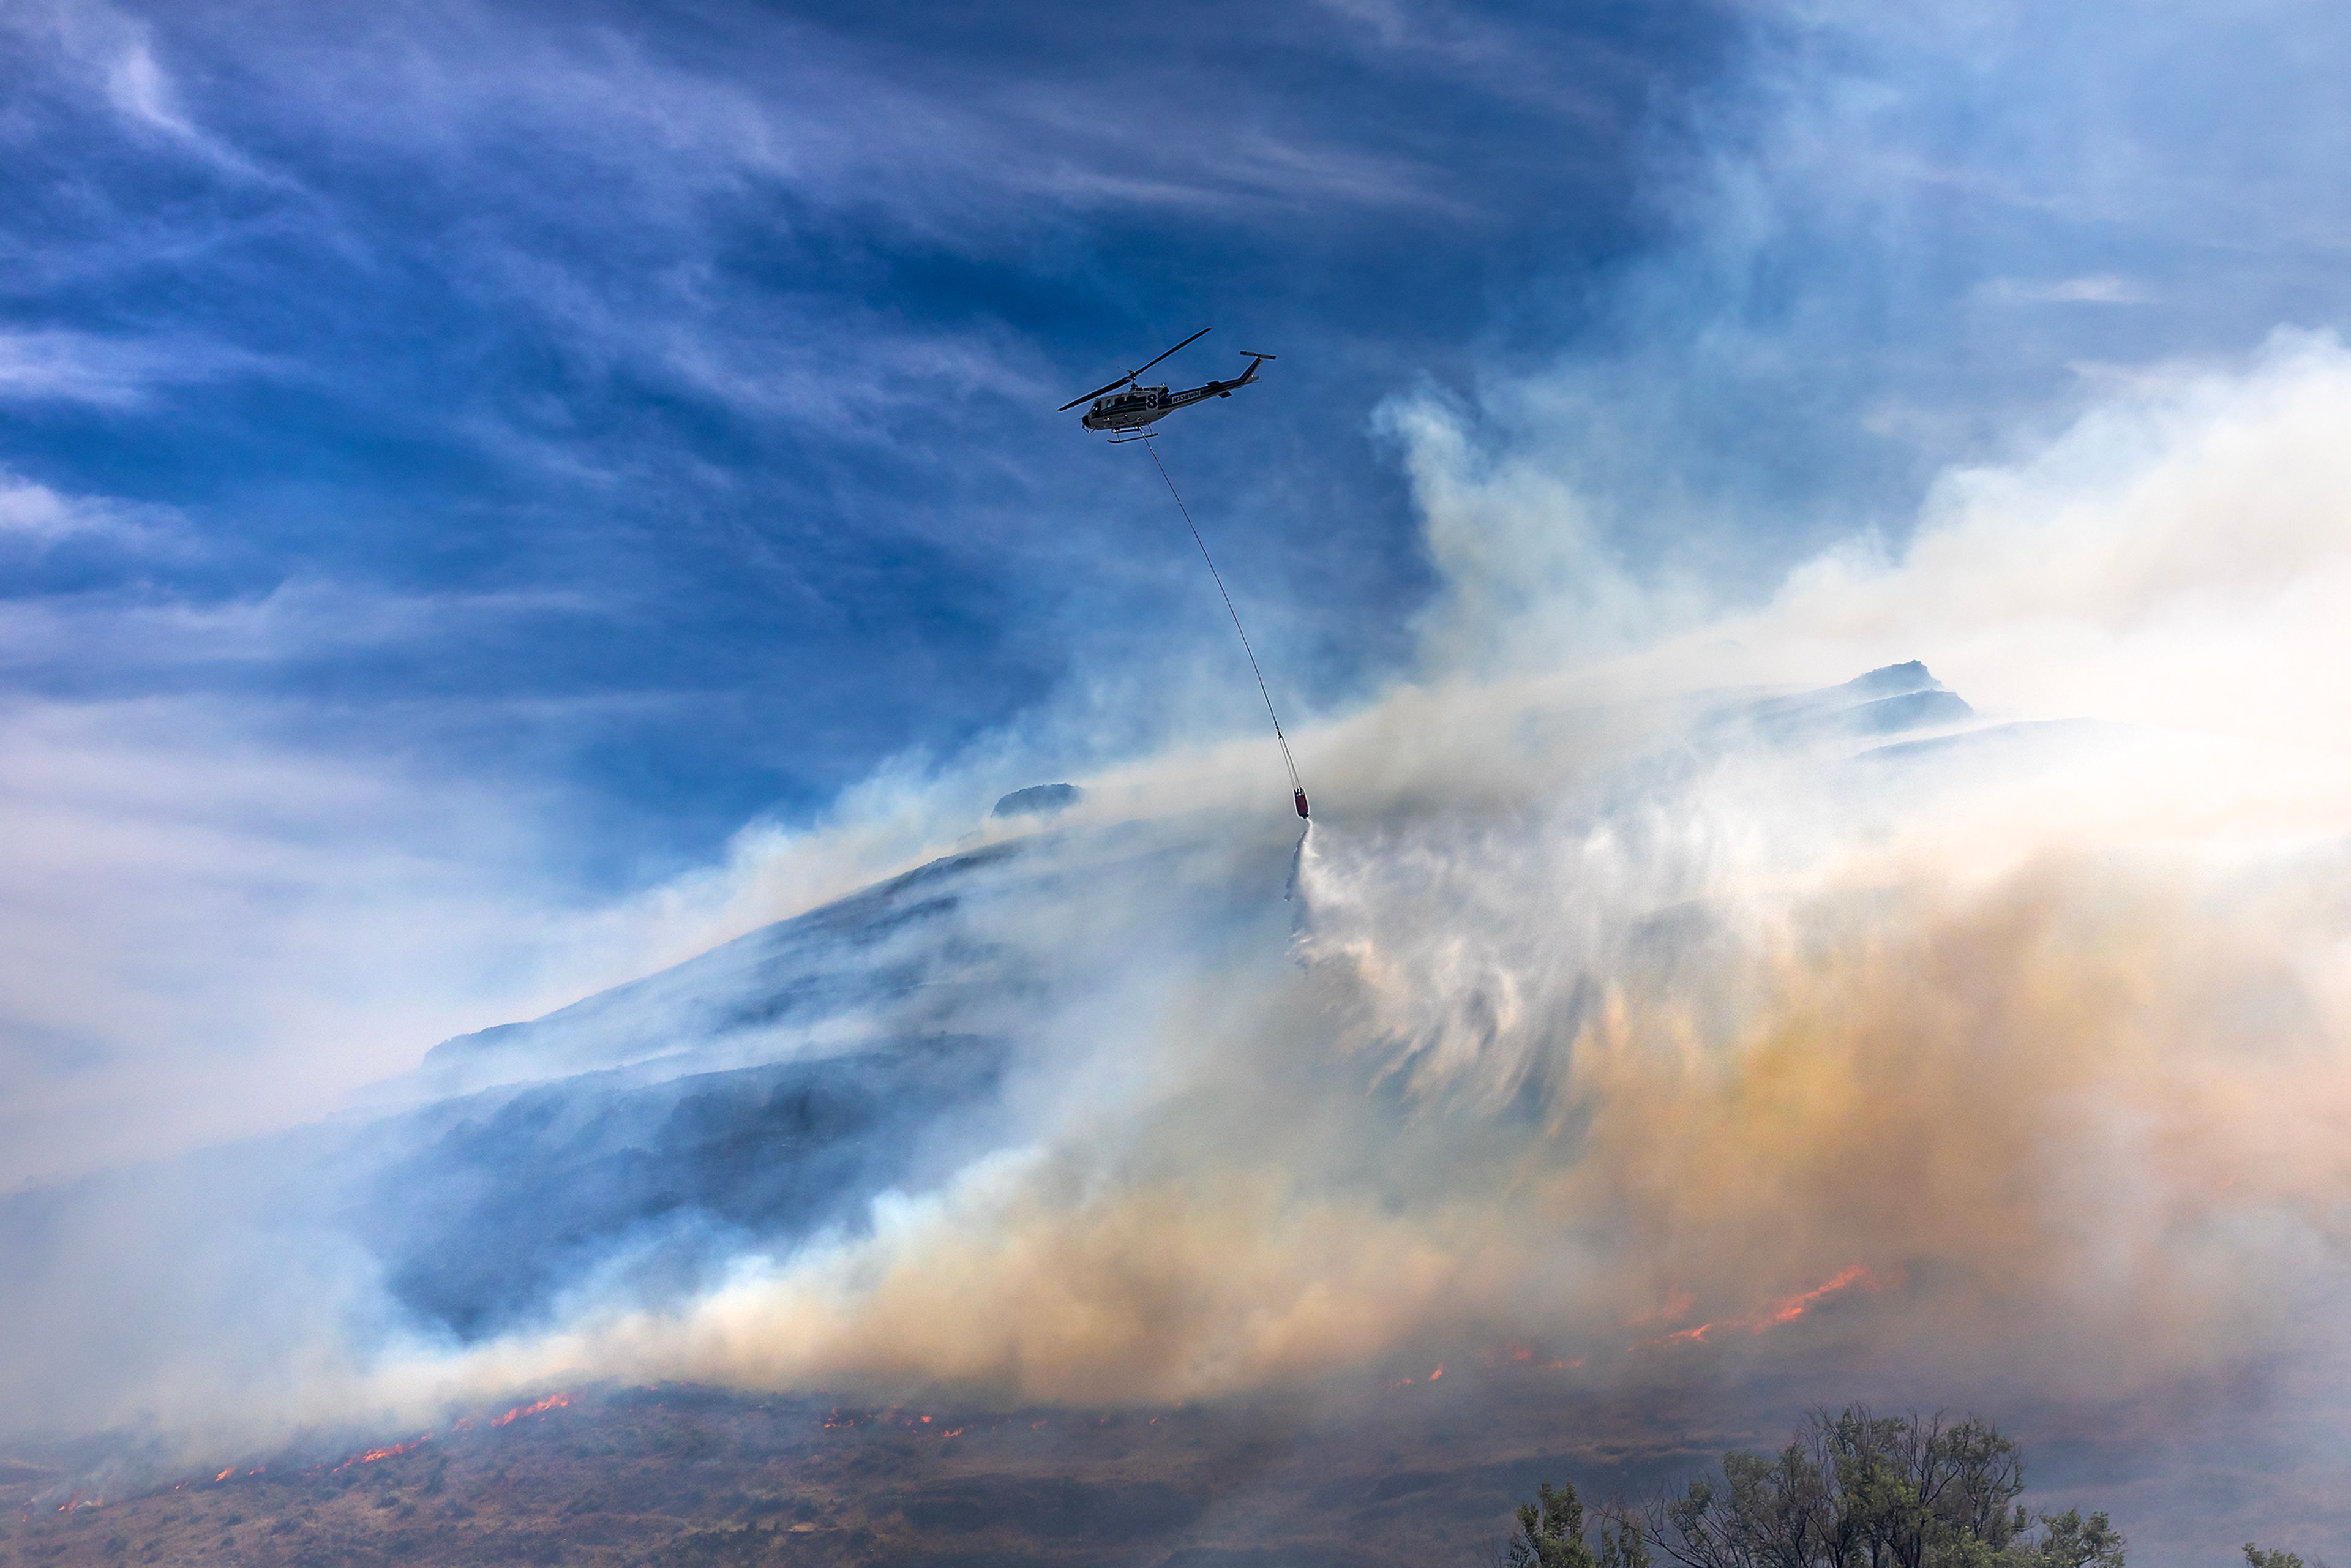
4 0 271 177
0 327 271 407
1981 273 2159 306
0 468 166 541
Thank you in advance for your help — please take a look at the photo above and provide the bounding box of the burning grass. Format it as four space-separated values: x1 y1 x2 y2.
0 1373 1730 1567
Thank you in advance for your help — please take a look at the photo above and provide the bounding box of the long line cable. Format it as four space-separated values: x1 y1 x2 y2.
1142 437 1305 800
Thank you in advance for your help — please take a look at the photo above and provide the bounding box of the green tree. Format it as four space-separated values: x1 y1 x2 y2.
2242 1545 2304 1568
1554 1406 2123 1568
1510 1480 1598 1568
1507 1480 1652 1568
2036 1510 2125 1568
1815 1408 2029 1568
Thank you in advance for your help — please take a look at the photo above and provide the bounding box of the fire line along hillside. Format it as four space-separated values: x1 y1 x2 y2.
0 659 2102 1568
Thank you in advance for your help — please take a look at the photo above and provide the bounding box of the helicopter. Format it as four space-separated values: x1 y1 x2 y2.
1059 328 1273 440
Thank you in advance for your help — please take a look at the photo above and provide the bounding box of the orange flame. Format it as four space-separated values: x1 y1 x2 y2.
1648 1264 1875 1349
333 1435 432 1472
1755 1264 1873 1330
490 1392 571 1427
214 1468 234 1483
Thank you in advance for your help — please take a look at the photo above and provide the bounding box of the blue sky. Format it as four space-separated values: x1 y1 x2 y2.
12 10 2351 1552
9 0 2348 860
7 0 2351 1180
1 0 1733 866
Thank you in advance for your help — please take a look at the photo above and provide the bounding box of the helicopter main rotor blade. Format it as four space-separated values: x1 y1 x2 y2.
1126 326 1212 381
1056 326 1213 411
1058 375 1137 413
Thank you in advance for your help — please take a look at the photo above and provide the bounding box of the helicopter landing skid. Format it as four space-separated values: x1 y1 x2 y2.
1104 427 1157 445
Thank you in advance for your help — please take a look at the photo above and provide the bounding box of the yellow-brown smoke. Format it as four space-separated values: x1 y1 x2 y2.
362 339 2351 1431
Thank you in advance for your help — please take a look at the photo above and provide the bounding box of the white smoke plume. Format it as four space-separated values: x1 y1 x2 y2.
282 333 2351 1538
4 277 2348 1568
7 7 2351 1543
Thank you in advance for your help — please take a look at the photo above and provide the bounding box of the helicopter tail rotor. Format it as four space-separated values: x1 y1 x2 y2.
1226 350 1276 389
